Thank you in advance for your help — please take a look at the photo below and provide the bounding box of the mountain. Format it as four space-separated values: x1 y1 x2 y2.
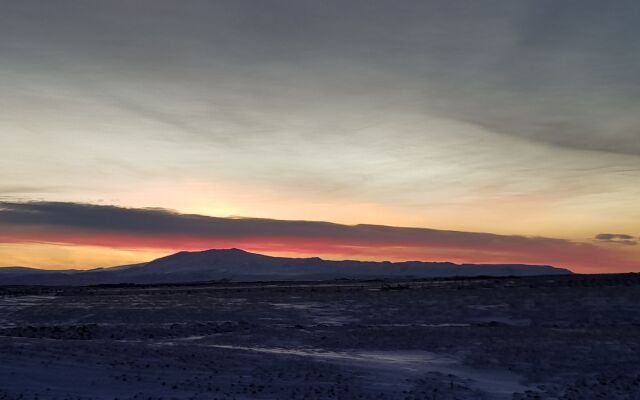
0 248 572 286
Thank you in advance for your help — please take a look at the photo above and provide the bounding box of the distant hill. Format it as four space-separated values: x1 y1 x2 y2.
0 248 572 286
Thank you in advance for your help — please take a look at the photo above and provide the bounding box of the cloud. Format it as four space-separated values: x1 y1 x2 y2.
413 1 640 156
4 0 640 158
2 0 640 227
595 233 638 246
0 201 635 272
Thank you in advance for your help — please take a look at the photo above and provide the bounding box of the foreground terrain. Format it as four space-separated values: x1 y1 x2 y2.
1 274 639 399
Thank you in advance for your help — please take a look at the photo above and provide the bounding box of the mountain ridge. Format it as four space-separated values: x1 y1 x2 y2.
0 248 572 286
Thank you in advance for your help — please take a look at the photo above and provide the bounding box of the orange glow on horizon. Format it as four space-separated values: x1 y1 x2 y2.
1 230 637 273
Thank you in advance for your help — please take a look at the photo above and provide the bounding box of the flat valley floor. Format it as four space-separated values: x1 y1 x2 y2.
1 274 640 399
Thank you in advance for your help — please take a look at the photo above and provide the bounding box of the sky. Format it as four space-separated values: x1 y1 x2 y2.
1 0 639 273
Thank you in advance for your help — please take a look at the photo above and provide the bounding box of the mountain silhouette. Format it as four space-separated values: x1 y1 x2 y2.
0 248 572 285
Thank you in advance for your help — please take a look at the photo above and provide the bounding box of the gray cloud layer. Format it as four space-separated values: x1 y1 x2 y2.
1 201 363 241
3 0 639 155
1 1 639 249
0 201 556 246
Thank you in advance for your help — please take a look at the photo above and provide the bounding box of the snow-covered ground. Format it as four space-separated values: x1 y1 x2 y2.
0 274 639 399
0 295 56 328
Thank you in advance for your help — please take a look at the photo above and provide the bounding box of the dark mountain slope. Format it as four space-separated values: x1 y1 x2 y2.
0 248 572 285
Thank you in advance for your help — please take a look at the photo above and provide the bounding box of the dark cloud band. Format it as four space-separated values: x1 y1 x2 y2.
0 201 575 246
595 233 638 246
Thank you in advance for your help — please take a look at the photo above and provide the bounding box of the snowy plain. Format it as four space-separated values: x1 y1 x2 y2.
1 274 639 399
